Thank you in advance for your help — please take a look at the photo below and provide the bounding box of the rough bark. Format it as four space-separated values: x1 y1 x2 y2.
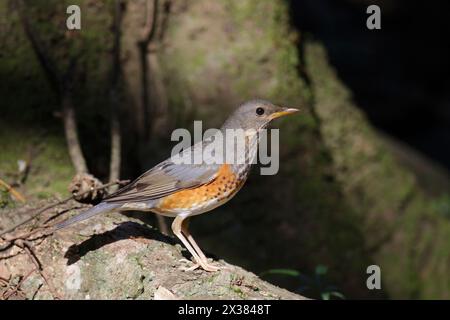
0 201 306 300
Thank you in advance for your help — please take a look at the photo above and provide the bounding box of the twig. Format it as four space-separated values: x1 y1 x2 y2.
31 283 43 300
0 178 26 203
7 240 59 299
15 0 88 175
0 276 9 284
108 0 123 193
62 95 89 174
22 242 60 299
0 179 129 237
2 268 36 300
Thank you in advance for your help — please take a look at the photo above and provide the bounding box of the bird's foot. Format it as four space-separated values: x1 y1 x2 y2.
198 257 222 272
178 258 220 272
178 258 200 271
199 261 220 272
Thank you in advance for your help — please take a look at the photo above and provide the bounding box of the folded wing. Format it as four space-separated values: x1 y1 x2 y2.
103 161 220 204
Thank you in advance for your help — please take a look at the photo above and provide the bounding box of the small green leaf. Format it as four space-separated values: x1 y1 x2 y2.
315 265 328 276
260 269 301 277
321 292 330 300
330 291 346 300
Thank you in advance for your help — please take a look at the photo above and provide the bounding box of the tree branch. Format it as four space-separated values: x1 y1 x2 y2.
62 95 88 174
0 179 129 238
15 0 89 175
108 0 124 192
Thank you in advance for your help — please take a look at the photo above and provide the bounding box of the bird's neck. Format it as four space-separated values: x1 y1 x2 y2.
225 128 259 176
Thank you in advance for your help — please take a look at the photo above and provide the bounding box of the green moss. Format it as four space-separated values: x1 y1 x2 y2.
230 285 246 299
160 0 309 129
0 189 15 209
432 194 450 219
305 40 450 299
0 122 74 198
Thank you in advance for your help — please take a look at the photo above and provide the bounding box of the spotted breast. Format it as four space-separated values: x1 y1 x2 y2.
153 164 248 217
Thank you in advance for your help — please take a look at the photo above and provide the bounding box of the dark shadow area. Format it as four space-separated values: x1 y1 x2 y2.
64 221 179 264
290 0 450 170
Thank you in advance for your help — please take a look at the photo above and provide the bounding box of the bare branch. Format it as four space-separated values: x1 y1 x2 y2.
0 179 130 238
62 96 88 174
109 0 123 192
109 116 122 192
2 268 36 300
0 178 26 203
15 0 89 175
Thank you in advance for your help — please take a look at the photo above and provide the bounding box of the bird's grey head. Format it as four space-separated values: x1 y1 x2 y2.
221 99 299 131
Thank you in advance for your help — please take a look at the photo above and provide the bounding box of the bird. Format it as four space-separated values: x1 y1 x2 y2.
55 99 299 272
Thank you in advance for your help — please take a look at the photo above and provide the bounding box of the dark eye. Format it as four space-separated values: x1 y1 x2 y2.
256 107 265 116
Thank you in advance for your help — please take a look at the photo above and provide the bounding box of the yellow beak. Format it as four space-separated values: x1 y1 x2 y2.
269 107 300 120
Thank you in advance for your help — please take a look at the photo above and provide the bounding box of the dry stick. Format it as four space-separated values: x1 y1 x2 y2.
108 0 123 193
2 268 36 300
0 178 26 203
0 276 11 295
22 242 60 299
62 96 89 174
15 0 88 174
109 114 122 193
1 224 60 248
0 180 129 238
136 0 158 137
0 276 9 285
137 0 169 235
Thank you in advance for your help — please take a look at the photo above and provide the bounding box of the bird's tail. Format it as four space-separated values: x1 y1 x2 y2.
54 202 119 231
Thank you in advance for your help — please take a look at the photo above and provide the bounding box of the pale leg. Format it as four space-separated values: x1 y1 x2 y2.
181 218 208 261
172 216 219 272
181 217 220 271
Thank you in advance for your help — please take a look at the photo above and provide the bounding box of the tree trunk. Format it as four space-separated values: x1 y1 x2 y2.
108 0 123 192
109 113 121 189
61 94 88 174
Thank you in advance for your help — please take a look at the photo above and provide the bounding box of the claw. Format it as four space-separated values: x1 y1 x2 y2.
180 263 200 272
178 258 220 272
200 263 220 272
178 258 200 271
178 258 193 264
198 259 221 272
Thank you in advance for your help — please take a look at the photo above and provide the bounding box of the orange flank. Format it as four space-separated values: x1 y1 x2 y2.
156 164 241 212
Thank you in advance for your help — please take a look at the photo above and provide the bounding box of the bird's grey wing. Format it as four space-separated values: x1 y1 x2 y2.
103 160 220 204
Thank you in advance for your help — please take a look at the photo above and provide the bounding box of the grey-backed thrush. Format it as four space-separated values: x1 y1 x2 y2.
56 99 299 272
